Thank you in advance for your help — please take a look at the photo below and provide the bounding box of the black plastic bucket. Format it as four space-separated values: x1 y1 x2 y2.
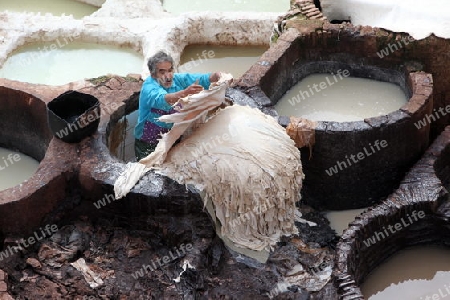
47 90 101 143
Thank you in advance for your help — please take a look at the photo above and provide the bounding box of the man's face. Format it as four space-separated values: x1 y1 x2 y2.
153 61 174 88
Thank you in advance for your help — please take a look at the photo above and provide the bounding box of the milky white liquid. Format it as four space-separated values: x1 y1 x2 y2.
0 0 98 19
179 45 267 79
324 208 366 236
0 147 39 191
361 245 450 300
162 0 290 14
0 42 143 86
275 74 408 122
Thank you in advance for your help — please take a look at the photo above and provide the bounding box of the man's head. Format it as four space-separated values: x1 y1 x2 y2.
148 51 174 88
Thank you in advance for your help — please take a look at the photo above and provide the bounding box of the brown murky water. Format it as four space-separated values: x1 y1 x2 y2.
324 208 366 236
361 245 450 299
109 110 139 162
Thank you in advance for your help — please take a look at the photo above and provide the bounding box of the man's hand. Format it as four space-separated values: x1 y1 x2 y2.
184 81 204 96
209 72 221 83
165 80 204 105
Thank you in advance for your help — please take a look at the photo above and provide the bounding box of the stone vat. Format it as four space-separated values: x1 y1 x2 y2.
0 82 76 235
334 126 450 299
234 26 434 210
0 0 449 298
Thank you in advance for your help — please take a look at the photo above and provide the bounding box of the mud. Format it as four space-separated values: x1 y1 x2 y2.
0 198 338 299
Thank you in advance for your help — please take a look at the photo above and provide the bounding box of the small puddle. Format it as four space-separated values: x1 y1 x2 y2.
0 42 143 86
361 245 450 299
0 0 99 19
324 208 366 236
0 147 39 191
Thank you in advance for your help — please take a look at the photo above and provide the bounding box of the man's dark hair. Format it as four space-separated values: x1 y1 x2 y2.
147 51 174 76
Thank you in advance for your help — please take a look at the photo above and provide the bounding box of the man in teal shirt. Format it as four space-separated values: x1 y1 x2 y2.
134 51 220 160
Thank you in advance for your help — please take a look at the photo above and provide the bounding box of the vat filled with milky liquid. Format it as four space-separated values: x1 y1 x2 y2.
0 42 143 86
0 147 39 191
260 62 431 210
179 45 268 79
361 245 450 299
162 0 290 14
0 0 99 19
275 73 408 122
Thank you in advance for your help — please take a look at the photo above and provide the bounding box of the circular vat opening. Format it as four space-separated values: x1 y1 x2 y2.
333 126 450 299
179 44 269 79
0 41 143 86
161 0 290 14
268 61 432 210
0 86 53 191
336 206 450 299
0 0 101 19
274 67 408 122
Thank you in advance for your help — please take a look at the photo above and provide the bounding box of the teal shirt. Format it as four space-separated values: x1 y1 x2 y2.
134 73 211 140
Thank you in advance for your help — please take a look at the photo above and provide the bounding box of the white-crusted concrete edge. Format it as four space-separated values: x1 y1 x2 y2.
0 0 285 79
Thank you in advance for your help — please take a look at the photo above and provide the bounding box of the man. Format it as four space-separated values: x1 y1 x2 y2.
134 51 221 160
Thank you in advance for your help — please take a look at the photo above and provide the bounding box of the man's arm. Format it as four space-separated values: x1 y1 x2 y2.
164 83 204 105
164 72 221 105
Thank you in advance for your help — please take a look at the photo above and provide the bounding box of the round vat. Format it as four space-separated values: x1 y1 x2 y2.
68 82 207 227
0 84 76 235
334 126 450 299
0 41 143 86
236 53 433 210
0 0 100 19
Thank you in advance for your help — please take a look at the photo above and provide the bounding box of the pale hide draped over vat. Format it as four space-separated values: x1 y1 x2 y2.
114 73 304 251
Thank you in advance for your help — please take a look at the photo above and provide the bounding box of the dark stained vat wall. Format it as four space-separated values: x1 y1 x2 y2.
334 126 450 299
0 87 52 160
234 25 434 210
238 21 450 136
0 83 77 235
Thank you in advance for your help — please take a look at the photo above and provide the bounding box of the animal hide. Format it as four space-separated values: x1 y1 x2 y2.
114 73 304 251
